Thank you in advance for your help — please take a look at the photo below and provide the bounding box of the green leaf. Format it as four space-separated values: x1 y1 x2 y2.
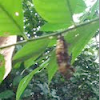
65 19 99 63
24 57 35 68
45 19 99 84
91 0 99 12
33 0 86 24
16 65 44 100
0 0 24 36
33 0 72 24
13 39 49 64
0 54 5 83
47 19 99 83
48 38 56 47
47 50 58 85
40 23 71 32
73 0 86 13
13 62 22 69
89 0 99 19
0 90 14 99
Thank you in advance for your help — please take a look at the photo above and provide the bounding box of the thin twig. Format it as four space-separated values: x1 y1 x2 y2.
0 18 99 49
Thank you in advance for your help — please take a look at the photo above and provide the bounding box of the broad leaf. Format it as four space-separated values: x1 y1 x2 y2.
16 65 44 100
40 23 71 32
65 19 99 63
24 57 35 68
0 54 5 83
13 62 22 69
89 0 99 19
79 0 99 21
47 50 58 85
47 19 99 83
33 0 86 24
0 0 24 36
33 0 72 24
73 0 86 13
48 38 56 47
13 39 49 64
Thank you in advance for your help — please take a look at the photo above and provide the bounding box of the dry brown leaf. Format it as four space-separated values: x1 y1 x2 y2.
0 36 17 79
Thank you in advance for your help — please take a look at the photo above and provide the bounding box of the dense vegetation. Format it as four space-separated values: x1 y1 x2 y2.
0 0 99 100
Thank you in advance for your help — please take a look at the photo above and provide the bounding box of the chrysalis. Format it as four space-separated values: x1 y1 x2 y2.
56 35 74 79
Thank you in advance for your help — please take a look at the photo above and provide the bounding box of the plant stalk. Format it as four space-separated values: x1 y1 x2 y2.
0 18 99 49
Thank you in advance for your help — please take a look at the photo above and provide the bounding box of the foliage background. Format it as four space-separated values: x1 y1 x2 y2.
0 0 99 100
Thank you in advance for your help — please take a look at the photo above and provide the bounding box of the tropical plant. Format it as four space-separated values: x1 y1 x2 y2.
0 0 99 100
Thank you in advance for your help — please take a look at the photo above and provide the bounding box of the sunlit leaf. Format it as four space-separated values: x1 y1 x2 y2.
33 0 86 24
24 57 35 68
65 19 99 63
16 65 44 100
40 23 71 32
33 0 72 24
89 0 99 19
73 0 86 13
46 18 99 84
13 39 49 64
0 0 24 36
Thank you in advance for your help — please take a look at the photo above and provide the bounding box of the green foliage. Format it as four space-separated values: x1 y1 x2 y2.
65 19 99 63
0 0 99 100
16 65 44 100
47 50 58 84
33 0 86 24
0 54 5 83
0 38 99 100
0 90 14 99
33 0 72 23
40 23 70 32
33 0 86 31
16 40 99 99
13 76 22 86
73 0 86 13
0 0 24 36
13 38 49 64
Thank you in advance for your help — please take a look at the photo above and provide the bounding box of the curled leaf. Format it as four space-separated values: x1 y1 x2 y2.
0 36 17 79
